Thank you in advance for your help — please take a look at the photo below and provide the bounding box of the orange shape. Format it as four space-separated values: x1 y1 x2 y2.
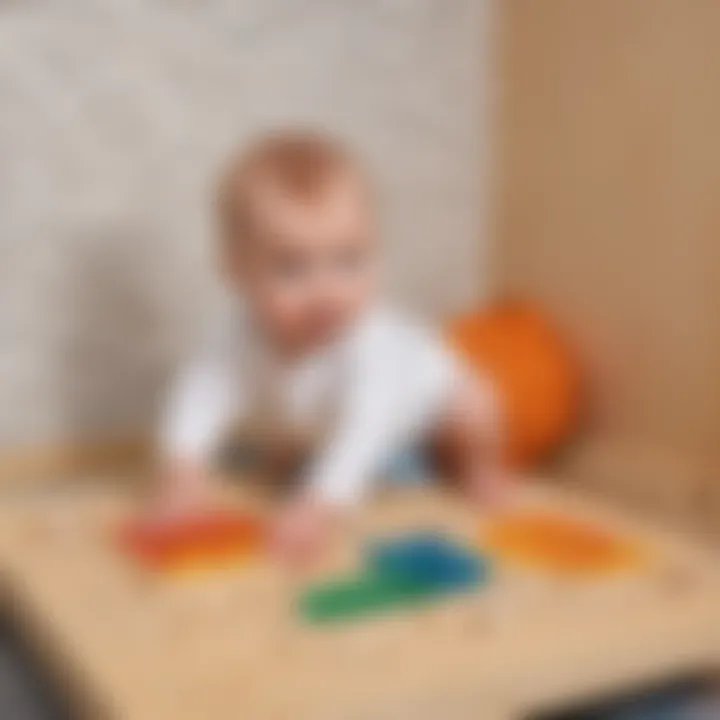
118 510 265 576
484 512 644 576
447 301 581 468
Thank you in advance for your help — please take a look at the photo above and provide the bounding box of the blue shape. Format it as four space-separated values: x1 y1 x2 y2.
366 531 490 593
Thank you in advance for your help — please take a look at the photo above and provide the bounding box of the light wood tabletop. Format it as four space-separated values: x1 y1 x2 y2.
0 481 718 720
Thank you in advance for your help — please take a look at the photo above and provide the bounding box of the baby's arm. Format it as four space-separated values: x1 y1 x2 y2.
272 354 399 558
273 321 444 557
158 323 242 516
307 364 401 507
441 369 507 505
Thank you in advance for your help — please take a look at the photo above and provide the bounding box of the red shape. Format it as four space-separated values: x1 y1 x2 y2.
118 510 265 573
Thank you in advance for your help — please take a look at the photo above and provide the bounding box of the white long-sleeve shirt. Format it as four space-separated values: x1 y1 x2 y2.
161 303 462 506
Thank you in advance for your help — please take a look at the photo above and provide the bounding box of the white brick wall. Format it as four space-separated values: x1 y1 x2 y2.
0 0 492 445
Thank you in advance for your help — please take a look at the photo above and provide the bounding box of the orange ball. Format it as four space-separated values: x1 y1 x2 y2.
447 301 581 468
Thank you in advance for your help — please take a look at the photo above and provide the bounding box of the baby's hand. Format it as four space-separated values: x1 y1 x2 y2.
152 458 213 523
470 464 516 512
271 497 338 564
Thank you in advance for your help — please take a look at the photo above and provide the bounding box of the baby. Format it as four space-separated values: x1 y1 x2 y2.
159 130 505 560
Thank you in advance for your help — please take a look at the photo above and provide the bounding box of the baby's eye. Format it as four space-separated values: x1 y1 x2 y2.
333 246 365 273
272 253 310 282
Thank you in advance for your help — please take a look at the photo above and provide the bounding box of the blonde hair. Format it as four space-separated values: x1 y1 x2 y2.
217 129 363 245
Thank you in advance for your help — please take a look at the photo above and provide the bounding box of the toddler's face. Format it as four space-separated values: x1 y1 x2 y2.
227 175 375 353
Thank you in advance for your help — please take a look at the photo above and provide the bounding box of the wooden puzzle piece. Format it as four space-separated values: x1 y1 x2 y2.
300 531 491 624
484 511 645 576
118 510 265 576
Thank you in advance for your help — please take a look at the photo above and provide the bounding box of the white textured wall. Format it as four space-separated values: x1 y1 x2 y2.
0 0 492 446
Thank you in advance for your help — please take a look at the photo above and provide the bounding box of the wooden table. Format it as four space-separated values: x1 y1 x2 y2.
0 482 718 719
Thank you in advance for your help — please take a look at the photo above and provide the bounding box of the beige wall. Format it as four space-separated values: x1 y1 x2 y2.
496 0 720 534
0 1 492 453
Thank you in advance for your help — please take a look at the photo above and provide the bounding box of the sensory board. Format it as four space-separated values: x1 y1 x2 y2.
0 481 718 720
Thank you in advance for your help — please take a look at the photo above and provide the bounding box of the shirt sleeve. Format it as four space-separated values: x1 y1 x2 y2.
306 315 459 506
305 356 398 506
159 318 243 465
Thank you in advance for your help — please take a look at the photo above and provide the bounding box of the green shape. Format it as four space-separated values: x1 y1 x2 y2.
299 534 492 625
300 572 438 624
